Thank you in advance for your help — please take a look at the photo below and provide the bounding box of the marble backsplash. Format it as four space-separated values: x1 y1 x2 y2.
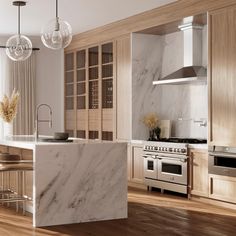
132 28 207 140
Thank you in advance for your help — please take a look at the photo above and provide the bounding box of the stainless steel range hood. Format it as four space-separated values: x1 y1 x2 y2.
153 23 207 85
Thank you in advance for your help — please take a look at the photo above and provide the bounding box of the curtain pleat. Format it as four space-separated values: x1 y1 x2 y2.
9 52 36 135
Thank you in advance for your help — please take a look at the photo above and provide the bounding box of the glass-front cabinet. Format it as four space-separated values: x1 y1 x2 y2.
64 41 115 141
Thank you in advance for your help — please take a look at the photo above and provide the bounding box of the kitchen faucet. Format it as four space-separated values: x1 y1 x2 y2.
35 104 52 140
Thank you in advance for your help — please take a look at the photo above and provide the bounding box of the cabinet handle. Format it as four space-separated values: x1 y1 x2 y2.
210 177 213 195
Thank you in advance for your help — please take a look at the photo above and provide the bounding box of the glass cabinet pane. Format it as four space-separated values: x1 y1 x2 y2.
89 81 99 109
89 46 98 66
77 69 86 82
102 64 113 78
77 96 86 109
65 53 74 71
89 131 98 139
102 43 113 64
77 130 86 139
77 82 86 95
102 79 113 108
102 131 113 141
89 67 98 80
66 97 74 110
77 50 86 69
66 84 74 96
65 71 74 83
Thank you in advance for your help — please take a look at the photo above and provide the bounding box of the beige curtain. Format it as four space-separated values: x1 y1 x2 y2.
9 52 36 135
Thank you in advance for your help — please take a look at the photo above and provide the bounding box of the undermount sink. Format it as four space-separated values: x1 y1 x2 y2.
39 138 73 143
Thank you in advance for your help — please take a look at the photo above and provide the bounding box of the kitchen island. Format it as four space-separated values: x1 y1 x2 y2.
0 136 127 227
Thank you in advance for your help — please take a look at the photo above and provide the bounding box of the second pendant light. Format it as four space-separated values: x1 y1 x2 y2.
41 0 72 50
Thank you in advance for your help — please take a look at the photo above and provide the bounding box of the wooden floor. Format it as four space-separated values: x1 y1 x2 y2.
1 188 236 236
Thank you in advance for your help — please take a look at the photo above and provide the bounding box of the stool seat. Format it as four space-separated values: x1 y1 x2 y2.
0 163 33 172
0 153 20 161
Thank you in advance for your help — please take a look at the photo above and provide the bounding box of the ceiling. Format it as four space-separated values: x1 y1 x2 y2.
0 0 177 36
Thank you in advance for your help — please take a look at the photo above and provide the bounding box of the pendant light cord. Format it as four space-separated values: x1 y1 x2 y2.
56 0 58 18
18 4 20 35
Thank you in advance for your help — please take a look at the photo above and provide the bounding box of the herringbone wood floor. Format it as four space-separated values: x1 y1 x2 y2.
1 188 236 236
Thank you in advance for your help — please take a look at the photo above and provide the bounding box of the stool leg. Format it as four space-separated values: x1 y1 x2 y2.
22 171 26 215
16 171 19 212
7 172 10 207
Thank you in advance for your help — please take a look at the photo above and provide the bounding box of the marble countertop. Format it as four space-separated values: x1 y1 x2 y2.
0 135 120 149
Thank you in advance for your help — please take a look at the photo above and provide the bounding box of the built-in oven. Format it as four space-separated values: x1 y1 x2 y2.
208 146 236 177
157 153 188 185
143 152 158 179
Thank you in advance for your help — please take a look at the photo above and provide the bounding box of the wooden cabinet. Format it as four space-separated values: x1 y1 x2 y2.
208 5 236 146
64 41 116 140
209 174 236 204
190 149 209 197
116 35 132 141
129 144 144 185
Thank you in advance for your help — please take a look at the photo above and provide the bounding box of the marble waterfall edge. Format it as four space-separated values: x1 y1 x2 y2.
34 142 127 227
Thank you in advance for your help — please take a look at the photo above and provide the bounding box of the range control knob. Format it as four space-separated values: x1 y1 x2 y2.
165 147 168 151
181 148 186 153
162 147 165 151
169 148 173 152
154 147 158 151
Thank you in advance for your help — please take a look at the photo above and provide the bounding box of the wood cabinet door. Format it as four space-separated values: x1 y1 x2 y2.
116 35 132 141
130 145 144 184
209 5 236 146
190 149 209 197
209 174 236 204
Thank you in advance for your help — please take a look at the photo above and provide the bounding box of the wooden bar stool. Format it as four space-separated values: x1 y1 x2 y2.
0 153 33 214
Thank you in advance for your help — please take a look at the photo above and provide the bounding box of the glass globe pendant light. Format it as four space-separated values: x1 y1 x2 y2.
41 0 72 50
6 1 32 61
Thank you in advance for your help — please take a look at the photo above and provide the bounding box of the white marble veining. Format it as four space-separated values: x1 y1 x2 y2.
132 26 208 140
34 142 127 227
0 137 127 227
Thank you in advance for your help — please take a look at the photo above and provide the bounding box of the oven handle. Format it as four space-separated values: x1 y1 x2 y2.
143 155 158 159
157 156 187 163
208 152 236 159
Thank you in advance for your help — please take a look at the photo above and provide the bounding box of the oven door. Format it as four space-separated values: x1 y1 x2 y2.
157 155 187 185
143 153 158 179
209 152 236 177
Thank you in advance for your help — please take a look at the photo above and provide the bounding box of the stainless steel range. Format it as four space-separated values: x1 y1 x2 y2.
143 140 191 194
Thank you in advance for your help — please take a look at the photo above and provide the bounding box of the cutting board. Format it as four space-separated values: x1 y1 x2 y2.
158 120 171 138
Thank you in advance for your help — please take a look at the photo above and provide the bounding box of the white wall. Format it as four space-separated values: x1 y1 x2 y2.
0 36 64 136
31 37 64 135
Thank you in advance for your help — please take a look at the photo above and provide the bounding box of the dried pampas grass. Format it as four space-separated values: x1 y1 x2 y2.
0 89 20 123
142 113 158 129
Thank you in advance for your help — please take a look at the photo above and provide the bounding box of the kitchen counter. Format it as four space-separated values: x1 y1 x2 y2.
0 136 127 227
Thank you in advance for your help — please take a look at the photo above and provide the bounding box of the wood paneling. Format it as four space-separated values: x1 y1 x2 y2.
116 35 132 140
66 0 236 50
190 149 209 197
209 5 236 146
138 13 207 35
65 110 76 130
130 145 144 184
209 174 236 204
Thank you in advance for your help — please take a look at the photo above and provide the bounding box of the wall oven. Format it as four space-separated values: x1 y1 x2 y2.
208 146 236 177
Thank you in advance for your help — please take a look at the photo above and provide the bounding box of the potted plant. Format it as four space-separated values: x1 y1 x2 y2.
142 113 161 141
